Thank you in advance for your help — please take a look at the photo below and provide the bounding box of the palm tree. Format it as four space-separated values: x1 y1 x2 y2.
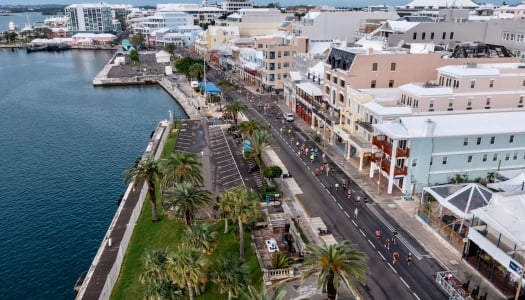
212 255 248 300
218 195 232 234
241 282 287 300
220 186 260 260
167 248 210 300
181 222 218 254
271 252 293 269
247 129 271 174
238 119 263 137
302 240 369 300
160 151 203 187
141 249 185 300
223 100 248 127
162 182 212 227
188 63 204 82
124 158 161 222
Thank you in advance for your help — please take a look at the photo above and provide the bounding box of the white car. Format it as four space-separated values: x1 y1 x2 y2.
284 113 294 122
266 238 279 253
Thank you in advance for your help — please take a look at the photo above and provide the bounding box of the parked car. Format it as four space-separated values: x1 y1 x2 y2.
284 113 294 122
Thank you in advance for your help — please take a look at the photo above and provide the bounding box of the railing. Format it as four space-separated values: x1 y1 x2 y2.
372 135 410 157
263 267 297 281
370 155 408 176
418 208 465 251
435 271 468 300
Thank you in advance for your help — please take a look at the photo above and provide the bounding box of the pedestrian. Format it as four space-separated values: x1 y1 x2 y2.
330 169 334 177
375 229 381 240
315 168 320 178
385 238 391 250
347 189 352 199
320 165 325 173
288 128 292 135
354 207 358 218
296 141 300 147
322 153 326 160
329 184 334 193
310 153 315 163
392 229 398 244
326 166 330 176
356 195 361 207
342 179 347 190
280 127 283 135
406 252 413 266
335 183 339 191
393 251 400 264
291 136 294 144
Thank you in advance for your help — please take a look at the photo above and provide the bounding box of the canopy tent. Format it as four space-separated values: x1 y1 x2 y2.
199 81 221 94
471 192 525 248
488 172 525 192
423 183 493 232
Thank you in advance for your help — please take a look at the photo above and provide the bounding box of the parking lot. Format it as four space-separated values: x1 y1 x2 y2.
208 126 244 190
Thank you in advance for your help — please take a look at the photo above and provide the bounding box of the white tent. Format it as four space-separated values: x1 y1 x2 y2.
155 50 171 64
471 192 525 246
488 172 525 192
423 183 493 232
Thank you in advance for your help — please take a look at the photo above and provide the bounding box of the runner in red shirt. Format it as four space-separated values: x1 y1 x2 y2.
393 251 400 264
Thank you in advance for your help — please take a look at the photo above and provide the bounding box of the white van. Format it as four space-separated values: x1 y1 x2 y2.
284 113 294 122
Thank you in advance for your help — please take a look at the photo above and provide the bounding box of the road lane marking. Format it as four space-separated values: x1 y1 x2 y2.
400 277 410 289
413 292 421 300
344 210 350 218
377 251 386 261
388 263 397 274
359 229 366 237
368 239 375 248
351 220 357 227
337 202 343 210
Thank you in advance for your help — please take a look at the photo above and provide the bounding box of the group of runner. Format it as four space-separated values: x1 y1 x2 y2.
375 229 413 266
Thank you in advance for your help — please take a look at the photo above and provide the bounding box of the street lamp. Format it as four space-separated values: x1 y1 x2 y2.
377 146 384 196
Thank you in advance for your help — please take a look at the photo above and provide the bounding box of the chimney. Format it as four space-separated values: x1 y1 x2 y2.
425 119 434 137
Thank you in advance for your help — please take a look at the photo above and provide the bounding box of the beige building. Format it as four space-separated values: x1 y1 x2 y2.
255 35 309 92
194 26 240 56
220 8 290 37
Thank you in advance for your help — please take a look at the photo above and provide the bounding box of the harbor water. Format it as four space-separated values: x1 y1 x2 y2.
0 49 187 299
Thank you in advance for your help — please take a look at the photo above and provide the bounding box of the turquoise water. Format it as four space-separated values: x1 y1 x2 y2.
0 49 186 299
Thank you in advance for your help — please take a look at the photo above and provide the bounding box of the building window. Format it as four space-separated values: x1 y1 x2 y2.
422 32 426 40
468 155 472 163
523 79 525 86
430 158 433 165
372 63 378 71
505 153 510 160
326 74 331 81
371 80 376 88
333 77 337 83
448 98 454 107
510 135 514 143
471 80 475 88
391 62 396 71
490 136 495 144
413 32 417 40
429 100 434 108
389 80 394 88
450 32 454 39
442 32 446 39
513 152 518 160
431 32 435 39
493 154 498 161
483 154 487 162
442 157 447 165
486 97 491 106
489 79 494 88
464 138 468 146
467 98 472 107
283 51 290 56
340 80 345 87
412 158 417 167
477 137 482 145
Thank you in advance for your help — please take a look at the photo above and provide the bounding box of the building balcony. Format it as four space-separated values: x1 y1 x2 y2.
356 121 374 134
372 135 410 158
370 155 408 176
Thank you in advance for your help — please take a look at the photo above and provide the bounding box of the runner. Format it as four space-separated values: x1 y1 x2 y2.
354 207 358 218
347 189 352 199
384 238 391 250
393 251 400 264
356 195 361 207
406 253 413 266
375 229 381 240
334 183 339 191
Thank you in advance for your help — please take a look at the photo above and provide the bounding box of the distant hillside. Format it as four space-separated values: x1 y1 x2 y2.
0 5 66 15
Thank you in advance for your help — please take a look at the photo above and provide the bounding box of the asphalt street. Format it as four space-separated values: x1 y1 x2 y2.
202 66 450 299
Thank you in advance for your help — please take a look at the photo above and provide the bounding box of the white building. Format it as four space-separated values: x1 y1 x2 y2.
65 2 114 33
221 0 253 13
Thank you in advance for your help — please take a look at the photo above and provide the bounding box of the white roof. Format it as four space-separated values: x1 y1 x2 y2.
400 83 453 97
424 183 493 219
289 71 302 82
471 192 525 245
374 111 525 139
308 61 325 78
384 20 419 33
488 173 525 192
403 0 478 8
304 11 321 19
360 88 402 103
296 82 323 96
438 65 501 77
308 41 333 55
243 62 259 70
363 102 412 116
72 33 116 38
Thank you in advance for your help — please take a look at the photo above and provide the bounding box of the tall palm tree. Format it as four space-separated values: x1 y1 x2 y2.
220 186 260 260
241 282 287 300
167 248 210 300
224 100 248 127
181 222 218 254
218 195 232 234
302 240 369 300
212 255 248 300
247 129 271 174
162 182 212 227
144 277 185 300
160 151 203 187
238 119 263 137
188 63 204 82
124 158 162 222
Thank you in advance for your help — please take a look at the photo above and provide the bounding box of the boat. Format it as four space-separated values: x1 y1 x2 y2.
26 44 48 53
73 271 87 294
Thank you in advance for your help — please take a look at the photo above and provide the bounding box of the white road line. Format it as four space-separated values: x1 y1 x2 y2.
331 196 337 202
344 211 350 218
351 220 357 227
377 251 386 261
400 277 410 289
388 263 397 274
413 292 421 300
337 202 343 210
359 229 366 237
368 239 375 248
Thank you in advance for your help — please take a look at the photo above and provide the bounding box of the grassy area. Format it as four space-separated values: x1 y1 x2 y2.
111 121 262 299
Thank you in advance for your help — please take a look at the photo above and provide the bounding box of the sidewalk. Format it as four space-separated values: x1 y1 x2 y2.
263 96 506 299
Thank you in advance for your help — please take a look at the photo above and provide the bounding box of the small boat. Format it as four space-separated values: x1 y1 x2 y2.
73 272 87 294
26 44 48 53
